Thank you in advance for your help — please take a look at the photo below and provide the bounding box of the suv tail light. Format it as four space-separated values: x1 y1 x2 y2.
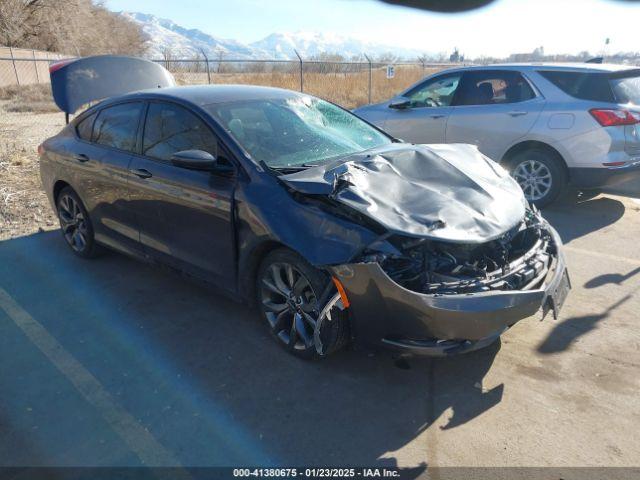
589 108 640 126
37 144 44 156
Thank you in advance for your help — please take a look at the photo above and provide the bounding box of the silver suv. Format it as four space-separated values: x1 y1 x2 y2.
354 63 640 206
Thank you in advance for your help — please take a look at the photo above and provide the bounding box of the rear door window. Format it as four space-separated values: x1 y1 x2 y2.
76 112 96 141
538 71 615 102
92 102 144 152
142 102 219 162
454 70 536 106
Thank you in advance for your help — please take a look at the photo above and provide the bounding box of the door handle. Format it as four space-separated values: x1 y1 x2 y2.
430 114 446 119
132 168 153 179
508 111 527 117
74 154 89 163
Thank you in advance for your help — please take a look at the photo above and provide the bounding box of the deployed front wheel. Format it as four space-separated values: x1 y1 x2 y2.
256 248 349 359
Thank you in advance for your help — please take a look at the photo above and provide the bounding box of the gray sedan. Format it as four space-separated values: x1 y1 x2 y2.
354 63 640 206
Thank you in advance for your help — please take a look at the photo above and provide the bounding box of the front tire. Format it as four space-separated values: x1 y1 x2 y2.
56 187 102 258
507 149 567 208
256 248 349 359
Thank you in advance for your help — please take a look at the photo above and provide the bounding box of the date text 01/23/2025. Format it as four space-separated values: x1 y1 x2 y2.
232 468 401 478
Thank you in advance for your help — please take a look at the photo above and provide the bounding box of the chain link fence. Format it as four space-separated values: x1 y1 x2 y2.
160 58 456 109
0 47 67 88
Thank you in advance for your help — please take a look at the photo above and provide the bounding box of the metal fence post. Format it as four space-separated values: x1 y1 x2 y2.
9 46 20 85
364 54 372 104
294 49 303 92
32 49 40 83
200 49 211 84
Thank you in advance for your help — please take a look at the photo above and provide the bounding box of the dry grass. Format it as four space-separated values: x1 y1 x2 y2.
174 66 442 109
0 101 62 240
0 83 58 113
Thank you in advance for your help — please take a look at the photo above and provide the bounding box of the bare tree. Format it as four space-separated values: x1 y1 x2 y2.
0 0 147 55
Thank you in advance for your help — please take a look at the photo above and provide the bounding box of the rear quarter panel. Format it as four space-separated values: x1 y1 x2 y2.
522 70 627 168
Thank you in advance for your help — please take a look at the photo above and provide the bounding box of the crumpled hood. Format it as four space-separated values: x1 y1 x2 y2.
280 143 526 243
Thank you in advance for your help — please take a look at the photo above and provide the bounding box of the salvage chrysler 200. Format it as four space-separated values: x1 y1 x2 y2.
40 56 571 358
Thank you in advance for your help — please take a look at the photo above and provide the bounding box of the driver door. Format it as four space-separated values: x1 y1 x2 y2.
128 101 237 289
383 72 462 144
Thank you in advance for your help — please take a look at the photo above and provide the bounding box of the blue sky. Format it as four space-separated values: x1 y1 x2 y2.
105 0 640 58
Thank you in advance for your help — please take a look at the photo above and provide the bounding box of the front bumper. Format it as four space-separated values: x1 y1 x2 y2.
331 225 568 356
570 159 640 188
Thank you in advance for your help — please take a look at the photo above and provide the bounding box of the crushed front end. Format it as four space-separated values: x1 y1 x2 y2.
329 209 570 356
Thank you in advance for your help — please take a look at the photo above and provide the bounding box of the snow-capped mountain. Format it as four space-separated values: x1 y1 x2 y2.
121 12 429 60
121 12 259 59
250 32 427 60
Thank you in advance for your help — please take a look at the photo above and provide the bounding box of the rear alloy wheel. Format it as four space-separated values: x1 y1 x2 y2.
56 187 101 258
257 249 348 359
508 149 566 208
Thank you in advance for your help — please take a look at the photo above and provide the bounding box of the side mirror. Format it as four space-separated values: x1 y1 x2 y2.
389 99 411 110
171 149 217 171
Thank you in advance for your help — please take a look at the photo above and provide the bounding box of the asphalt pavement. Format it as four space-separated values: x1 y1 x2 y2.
0 180 639 474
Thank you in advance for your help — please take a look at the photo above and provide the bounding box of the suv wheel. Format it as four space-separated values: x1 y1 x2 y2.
508 149 567 208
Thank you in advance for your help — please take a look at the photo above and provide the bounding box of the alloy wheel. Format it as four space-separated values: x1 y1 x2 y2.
260 262 320 351
58 194 89 253
512 159 553 202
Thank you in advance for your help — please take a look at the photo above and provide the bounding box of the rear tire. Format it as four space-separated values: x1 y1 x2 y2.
256 248 349 359
56 187 102 258
507 148 567 208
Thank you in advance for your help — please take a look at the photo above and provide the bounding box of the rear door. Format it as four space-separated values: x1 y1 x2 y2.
128 100 237 288
70 101 145 255
446 70 545 160
383 72 463 144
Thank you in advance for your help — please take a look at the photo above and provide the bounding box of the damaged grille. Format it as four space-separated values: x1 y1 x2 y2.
366 210 555 295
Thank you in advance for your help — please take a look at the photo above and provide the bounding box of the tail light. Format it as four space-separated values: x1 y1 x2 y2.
589 108 640 126
37 144 44 156
48 59 75 74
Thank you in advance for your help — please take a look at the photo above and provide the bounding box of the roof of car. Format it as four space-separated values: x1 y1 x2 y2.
454 62 638 73
120 84 303 106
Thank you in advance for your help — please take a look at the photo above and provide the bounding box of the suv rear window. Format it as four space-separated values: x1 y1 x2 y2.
609 71 640 105
539 71 615 102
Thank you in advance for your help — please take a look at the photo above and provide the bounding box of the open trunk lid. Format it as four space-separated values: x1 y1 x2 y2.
49 55 175 114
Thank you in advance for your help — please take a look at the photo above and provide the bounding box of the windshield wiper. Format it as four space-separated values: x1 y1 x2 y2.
270 163 318 174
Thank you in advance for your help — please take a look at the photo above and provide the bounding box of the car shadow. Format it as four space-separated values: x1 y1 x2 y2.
584 266 640 289
542 192 625 244
537 295 631 354
0 231 503 472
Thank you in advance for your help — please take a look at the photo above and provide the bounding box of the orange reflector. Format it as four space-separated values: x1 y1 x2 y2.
332 277 350 308
603 161 626 167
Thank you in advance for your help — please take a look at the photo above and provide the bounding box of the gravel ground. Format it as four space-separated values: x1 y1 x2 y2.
0 100 62 240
